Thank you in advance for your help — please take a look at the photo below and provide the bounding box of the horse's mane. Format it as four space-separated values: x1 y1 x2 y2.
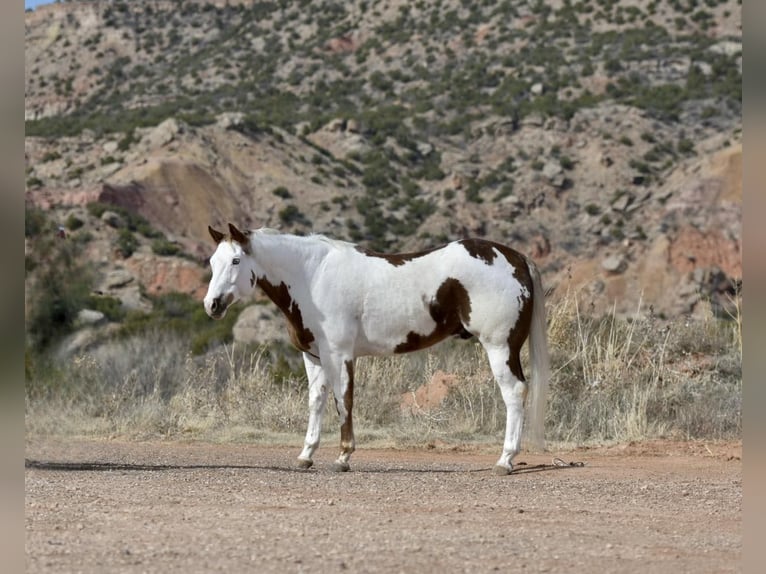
252 227 356 251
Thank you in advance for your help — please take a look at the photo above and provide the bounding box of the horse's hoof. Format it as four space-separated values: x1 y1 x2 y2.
493 464 512 476
297 458 314 470
331 461 350 472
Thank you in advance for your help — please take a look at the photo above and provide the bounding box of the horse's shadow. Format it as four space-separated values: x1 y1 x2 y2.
25 459 581 475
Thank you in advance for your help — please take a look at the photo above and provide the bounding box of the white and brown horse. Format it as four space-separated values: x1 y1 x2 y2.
204 224 550 474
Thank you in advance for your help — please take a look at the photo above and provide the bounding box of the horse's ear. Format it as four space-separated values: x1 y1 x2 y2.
228 223 251 253
208 225 225 243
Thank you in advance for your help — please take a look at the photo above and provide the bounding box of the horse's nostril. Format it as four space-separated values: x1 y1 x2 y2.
211 298 220 312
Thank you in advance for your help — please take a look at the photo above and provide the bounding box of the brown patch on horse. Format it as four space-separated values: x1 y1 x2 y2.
505 259 535 381
459 238 498 265
394 278 472 353
459 238 528 274
256 277 315 352
455 242 534 380
339 359 355 453
356 245 441 267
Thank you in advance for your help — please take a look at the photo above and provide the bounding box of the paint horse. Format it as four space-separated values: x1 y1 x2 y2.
204 224 550 475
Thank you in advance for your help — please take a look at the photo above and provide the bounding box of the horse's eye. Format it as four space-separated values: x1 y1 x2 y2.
232 258 240 265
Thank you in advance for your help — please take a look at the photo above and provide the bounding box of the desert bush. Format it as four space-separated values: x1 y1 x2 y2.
26 176 44 189
65 214 84 231
272 186 292 199
117 129 138 151
409 154 445 181
116 228 138 258
559 155 575 170
151 238 182 256
25 205 50 238
85 294 126 322
41 151 62 163
677 137 695 155
25 231 95 353
278 205 310 227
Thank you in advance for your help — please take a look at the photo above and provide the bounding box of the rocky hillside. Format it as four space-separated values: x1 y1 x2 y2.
25 0 742 353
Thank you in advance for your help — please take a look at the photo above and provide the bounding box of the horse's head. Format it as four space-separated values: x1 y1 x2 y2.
204 223 254 319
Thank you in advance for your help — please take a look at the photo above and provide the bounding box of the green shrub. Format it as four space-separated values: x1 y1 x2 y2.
585 203 601 216
278 205 310 226
272 186 292 199
41 151 62 162
116 229 138 258
559 156 575 170
86 202 110 218
25 236 95 352
629 159 652 175
151 238 182 256
117 129 139 151
72 231 94 244
84 294 126 322
410 155 445 181
677 138 695 155
641 132 657 143
65 214 84 231
25 206 50 238
464 180 483 204
26 176 44 189
493 181 515 202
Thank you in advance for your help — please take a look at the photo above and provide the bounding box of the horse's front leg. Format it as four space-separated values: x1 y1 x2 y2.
325 354 356 472
297 353 329 469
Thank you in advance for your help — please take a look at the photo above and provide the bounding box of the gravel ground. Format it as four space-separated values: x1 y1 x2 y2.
25 438 741 573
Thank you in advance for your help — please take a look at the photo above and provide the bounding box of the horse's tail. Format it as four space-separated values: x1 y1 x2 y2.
524 256 550 452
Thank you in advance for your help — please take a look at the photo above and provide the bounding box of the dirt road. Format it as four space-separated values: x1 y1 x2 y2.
25 438 741 573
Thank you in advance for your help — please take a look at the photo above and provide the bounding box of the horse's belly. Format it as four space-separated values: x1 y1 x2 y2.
355 305 450 356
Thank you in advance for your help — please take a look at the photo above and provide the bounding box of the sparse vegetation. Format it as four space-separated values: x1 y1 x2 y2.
115 228 139 258
151 238 182 256
25 210 96 354
278 204 311 227
272 186 292 199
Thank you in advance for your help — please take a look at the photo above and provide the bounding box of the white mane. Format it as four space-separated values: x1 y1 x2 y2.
252 227 356 251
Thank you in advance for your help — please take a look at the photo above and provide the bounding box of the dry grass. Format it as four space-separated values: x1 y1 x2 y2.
545 292 741 444
25 294 741 450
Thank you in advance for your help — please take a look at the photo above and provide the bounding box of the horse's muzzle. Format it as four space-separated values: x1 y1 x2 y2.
206 294 233 319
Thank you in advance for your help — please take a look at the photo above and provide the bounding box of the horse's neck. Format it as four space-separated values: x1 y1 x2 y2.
251 233 329 286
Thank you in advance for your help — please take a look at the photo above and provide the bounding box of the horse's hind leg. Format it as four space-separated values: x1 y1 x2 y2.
483 343 527 475
297 353 329 469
